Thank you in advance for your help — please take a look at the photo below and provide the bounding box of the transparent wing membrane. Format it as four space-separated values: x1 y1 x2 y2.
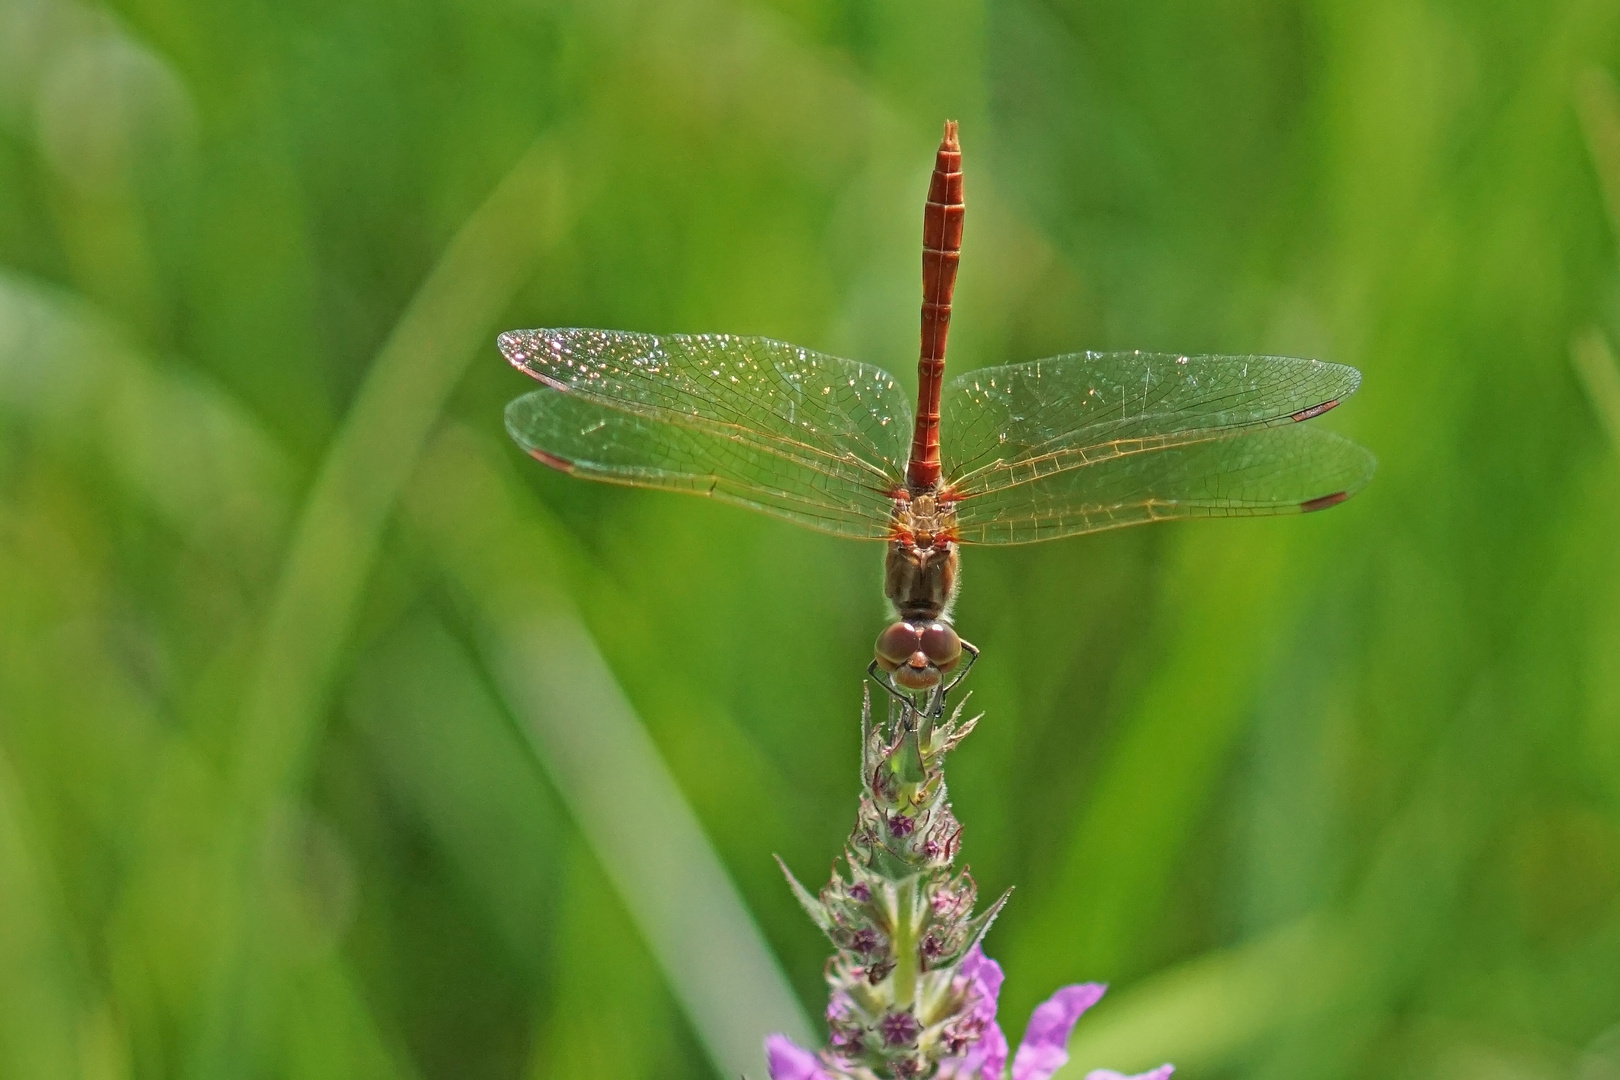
951 426 1376 545
500 329 912 538
502 332 1373 545
942 351 1361 497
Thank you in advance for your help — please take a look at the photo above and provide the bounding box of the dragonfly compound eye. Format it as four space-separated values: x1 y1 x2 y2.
875 621 924 672
918 621 962 671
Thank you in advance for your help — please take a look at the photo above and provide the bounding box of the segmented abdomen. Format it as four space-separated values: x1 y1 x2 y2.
908 121 964 491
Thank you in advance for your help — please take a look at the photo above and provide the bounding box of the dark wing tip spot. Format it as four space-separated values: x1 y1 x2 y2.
1290 399 1339 422
526 446 575 473
1300 490 1350 513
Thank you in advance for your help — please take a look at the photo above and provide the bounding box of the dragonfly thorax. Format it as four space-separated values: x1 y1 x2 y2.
884 491 960 622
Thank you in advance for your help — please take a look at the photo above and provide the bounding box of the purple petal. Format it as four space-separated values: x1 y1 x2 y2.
1009 983 1107 1080
1084 1068 1174 1080
958 945 1005 1020
765 1034 831 1080
974 1021 1010 1080
936 1021 1008 1080
956 945 1009 1080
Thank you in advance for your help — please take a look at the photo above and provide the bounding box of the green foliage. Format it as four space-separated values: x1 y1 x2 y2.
1 0 1620 1078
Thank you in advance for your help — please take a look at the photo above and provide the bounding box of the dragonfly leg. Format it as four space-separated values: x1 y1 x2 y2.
867 659 915 709
868 658 947 721
939 638 980 698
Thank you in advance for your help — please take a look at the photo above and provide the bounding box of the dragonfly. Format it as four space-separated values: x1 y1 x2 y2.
499 121 1374 711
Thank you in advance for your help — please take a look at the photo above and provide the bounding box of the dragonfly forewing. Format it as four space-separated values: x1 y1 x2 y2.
951 426 1375 545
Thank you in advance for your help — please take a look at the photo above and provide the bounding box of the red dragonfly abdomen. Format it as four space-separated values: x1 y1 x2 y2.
907 121 964 492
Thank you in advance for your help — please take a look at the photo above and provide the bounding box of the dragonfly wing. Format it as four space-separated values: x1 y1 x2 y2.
942 351 1361 495
951 426 1375 545
500 329 912 539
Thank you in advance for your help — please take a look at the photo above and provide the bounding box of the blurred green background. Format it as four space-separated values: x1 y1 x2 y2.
4 0 1620 1078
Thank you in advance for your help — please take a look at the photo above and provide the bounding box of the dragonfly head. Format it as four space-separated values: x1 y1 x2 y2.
874 620 963 692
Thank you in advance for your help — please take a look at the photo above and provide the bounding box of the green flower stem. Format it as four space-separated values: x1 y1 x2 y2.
892 876 921 1007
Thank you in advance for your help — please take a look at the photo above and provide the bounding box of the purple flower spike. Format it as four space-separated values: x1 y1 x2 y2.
765 691 1174 1080
1009 982 1106 1080
765 1033 831 1080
